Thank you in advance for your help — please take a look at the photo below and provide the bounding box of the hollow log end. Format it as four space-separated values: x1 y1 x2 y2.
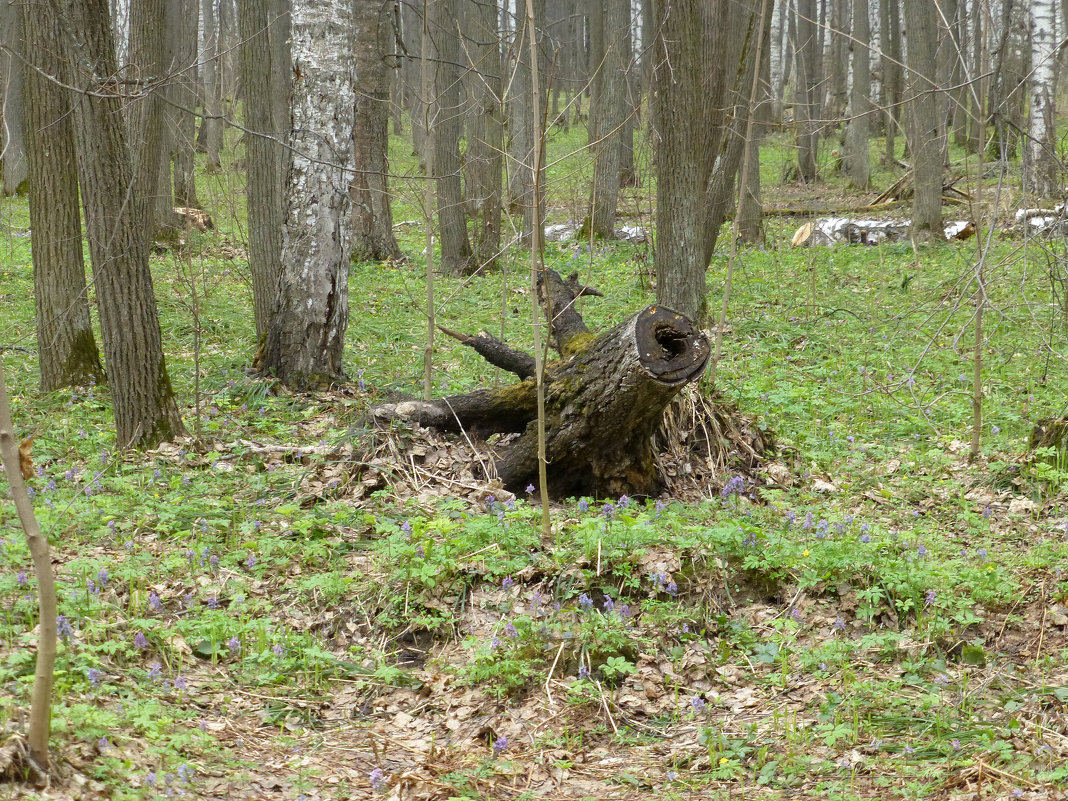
636 305 710 385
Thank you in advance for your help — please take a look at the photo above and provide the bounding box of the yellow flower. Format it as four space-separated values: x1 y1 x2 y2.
719 757 730 766
803 549 810 557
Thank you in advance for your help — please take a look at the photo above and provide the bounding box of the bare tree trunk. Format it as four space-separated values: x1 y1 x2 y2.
652 0 730 322
950 0 969 149
262 0 356 389
51 0 185 447
587 0 627 238
430 0 473 274
402 0 426 164
880 0 902 164
172 0 200 207
22 0 105 391
795 0 820 180
507 0 546 245
904 0 943 239
197 0 224 171
703 0 770 263
463 0 504 270
825 0 850 122
129 0 177 237
238 0 289 342
1 0 29 195
845 0 870 188
350 0 401 262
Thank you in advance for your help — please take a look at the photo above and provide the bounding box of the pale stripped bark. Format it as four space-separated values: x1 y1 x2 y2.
262 0 356 389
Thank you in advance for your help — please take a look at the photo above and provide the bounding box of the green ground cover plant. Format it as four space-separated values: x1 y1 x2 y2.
0 121 1066 800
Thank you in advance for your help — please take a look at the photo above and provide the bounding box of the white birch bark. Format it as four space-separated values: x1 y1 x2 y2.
263 0 357 389
1026 0 1057 197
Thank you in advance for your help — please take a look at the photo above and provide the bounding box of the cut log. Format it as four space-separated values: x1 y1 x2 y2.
371 271 710 498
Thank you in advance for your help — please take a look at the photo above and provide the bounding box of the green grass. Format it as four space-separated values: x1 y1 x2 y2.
0 118 1066 799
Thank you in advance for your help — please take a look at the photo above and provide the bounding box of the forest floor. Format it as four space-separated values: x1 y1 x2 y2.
1 131 1068 801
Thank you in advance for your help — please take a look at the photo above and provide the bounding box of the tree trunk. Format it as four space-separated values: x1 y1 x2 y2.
903 0 943 239
238 0 289 342
825 0 850 123
350 0 401 263
0 0 29 196
880 0 902 164
372 271 711 498
129 0 177 237
262 0 356 390
701 0 769 265
197 0 224 171
652 0 729 322
1026 0 1057 198
507 0 546 246
22 0 105 391
50 0 185 448
587 0 627 238
462 0 504 271
795 0 820 180
172 0 200 208
430 0 473 274
844 0 870 189
402 0 426 165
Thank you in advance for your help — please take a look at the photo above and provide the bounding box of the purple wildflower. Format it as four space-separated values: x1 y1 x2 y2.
227 636 241 654
691 696 706 712
492 735 508 754
578 593 594 610
369 768 385 790
502 576 515 591
57 615 74 640
134 632 148 650
273 644 284 657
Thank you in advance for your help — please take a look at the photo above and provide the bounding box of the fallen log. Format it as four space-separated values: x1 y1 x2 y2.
370 271 710 498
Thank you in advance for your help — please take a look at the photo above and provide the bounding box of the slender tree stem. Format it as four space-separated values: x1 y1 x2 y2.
524 0 550 538
421 0 434 401
0 361 56 771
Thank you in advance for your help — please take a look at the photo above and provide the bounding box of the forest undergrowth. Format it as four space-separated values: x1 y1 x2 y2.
0 127 1067 800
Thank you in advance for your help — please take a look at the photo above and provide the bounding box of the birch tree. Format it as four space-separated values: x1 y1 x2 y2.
1026 0 1057 198
261 0 356 389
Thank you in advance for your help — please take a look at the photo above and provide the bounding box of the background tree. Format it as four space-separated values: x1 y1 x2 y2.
261 0 356 389
903 0 943 239
429 0 473 275
238 0 291 342
585 0 627 239
844 0 870 189
1025 0 1057 198
21 0 105 391
196 0 224 171
171 0 200 208
794 0 820 181
50 0 185 447
507 0 547 245
350 0 401 263
879 0 903 165
461 0 504 270
0 0 29 196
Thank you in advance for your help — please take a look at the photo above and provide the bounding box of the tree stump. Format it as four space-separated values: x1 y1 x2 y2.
1030 417 1068 465
370 271 710 498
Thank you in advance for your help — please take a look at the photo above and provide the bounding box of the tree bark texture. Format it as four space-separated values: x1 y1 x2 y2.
171 0 200 207
238 0 289 341
50 0 185 448
462 0 504 270
1 0 29 196
373 272 711 497
350 0 401 263
903 0 943 239
507 0 547 245
129 0 176 236
262 0 356 390
879 0 902 164
21 0 105 391
430 0 473 274
651 0 729 322
587 0 627 238
197 0 224 171
794 0 820 180
702 0 770 263
844 0 870 189
1026 0 1057 198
